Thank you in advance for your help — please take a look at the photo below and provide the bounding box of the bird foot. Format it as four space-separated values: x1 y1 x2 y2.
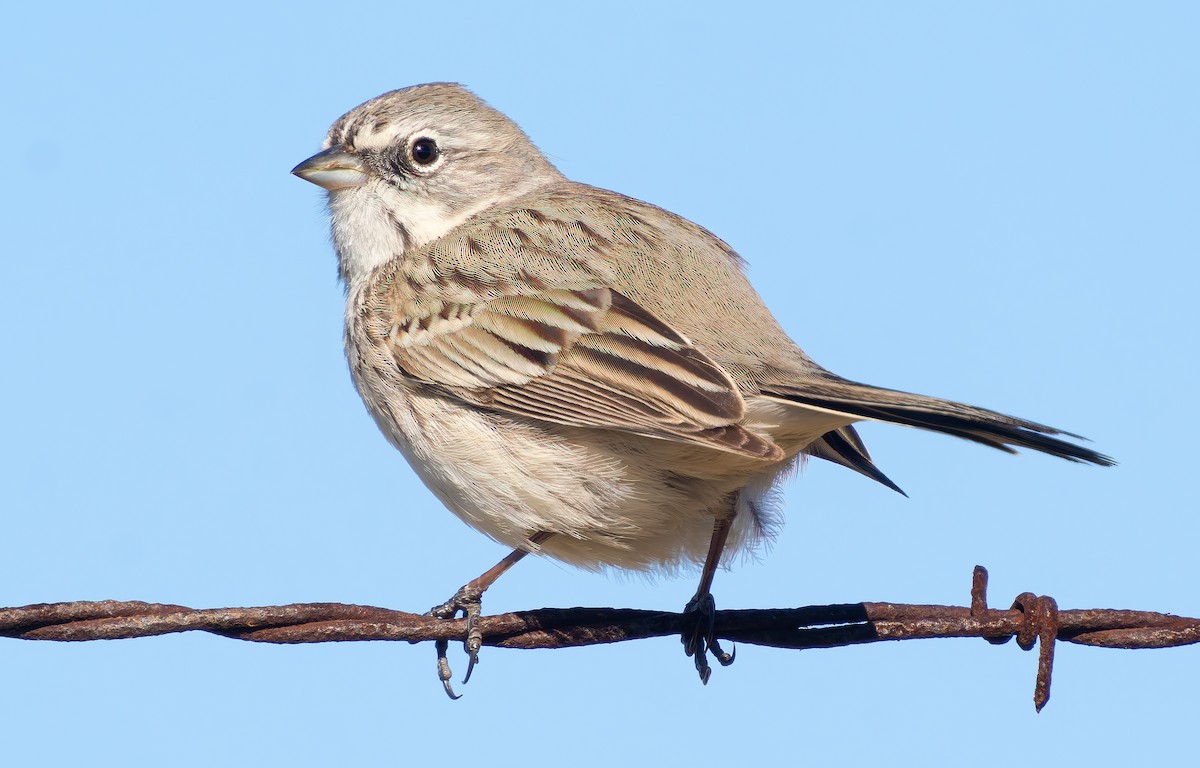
680 592 735 684
427 584 486 699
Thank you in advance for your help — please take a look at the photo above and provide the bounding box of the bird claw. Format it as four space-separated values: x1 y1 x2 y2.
434 638 462 699
681 593 735 684
427 585 485 699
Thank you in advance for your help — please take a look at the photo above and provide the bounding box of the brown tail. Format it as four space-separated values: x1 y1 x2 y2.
768 374 1114 467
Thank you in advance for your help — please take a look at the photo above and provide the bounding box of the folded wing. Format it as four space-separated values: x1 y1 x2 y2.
381 285 784 461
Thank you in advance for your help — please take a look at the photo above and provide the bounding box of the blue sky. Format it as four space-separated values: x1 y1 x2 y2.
2 2 1196 764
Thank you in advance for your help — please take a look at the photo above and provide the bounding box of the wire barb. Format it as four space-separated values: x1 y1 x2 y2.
971 566 1059 711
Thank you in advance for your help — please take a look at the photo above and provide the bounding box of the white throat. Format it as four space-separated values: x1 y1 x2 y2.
327 179 479 292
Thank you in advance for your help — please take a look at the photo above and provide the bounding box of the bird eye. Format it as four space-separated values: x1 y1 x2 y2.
410 137 440 166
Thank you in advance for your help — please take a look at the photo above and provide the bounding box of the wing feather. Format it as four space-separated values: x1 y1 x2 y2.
380 286 781 460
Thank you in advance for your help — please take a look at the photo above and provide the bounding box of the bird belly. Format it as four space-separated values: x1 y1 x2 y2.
355 367 796 572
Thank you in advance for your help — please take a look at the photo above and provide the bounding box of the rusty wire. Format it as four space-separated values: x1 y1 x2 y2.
2 566 1196 711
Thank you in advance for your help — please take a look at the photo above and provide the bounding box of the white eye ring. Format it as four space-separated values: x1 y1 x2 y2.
407 131 444 170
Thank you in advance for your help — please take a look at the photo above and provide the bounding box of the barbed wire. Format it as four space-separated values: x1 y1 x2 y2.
3 566 1195 710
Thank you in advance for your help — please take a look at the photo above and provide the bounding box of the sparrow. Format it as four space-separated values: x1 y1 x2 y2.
292 83 1112 692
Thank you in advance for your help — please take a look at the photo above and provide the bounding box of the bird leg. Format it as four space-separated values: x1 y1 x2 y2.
681 516 736 683
428 531 552 698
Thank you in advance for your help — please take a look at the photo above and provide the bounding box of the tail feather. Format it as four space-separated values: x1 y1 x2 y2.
766 376 1115 467
808 426 908 496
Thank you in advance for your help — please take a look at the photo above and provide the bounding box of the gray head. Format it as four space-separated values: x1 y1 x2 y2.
293 83 564 285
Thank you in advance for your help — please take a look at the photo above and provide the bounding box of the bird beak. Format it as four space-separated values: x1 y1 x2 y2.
291 146 369 190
